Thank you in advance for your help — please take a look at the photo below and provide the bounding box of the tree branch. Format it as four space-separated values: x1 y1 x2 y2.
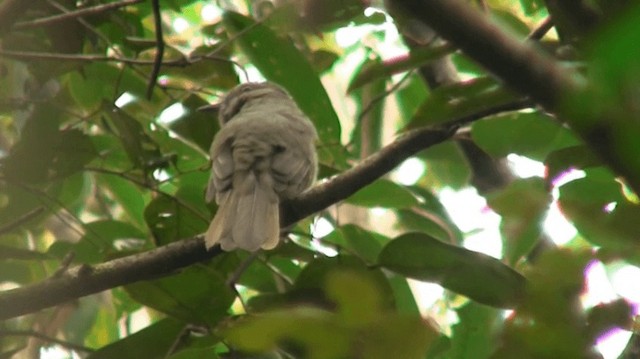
0 125 455 320
0 238 222 320
146 0 164 99
390 0 640 195
13 0 143 29
390 0 582 113
283 126 456 225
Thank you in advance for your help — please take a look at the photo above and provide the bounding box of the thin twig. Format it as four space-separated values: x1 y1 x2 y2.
50 252 76 278
14 0 143 29
0 207 45 236
0 49 190 66
526 16 554 41
87 168 210 223
146 0 164 99
225 252 260 287
357 70 414 123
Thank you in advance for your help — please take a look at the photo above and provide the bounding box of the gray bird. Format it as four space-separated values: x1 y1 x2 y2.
204 82 318 251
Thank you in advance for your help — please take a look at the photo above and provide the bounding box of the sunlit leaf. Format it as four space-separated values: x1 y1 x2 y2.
378 233 526 308
346 179 419 208
472 111 580 161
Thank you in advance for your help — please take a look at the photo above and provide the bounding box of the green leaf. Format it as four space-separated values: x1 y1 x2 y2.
143 186 208 246
167 94 219 153
105 105 163 175
125 267 234 326
447 302 500 359
321 224 388 264
164 44 238 90
1 106 96 183
378 233 526 308
421 142 471 189
358 314 438 359
404 77 520 130
487 178 551 265
96 173 147 228
472 111 580 161
558 174 640 249
87 318 185 359
298 0 367 31
348 45 454 92
292 256 396 311
544 145 601 182
225 307 351 358
346 179 418 208
222 11 343 166
397 185 464 244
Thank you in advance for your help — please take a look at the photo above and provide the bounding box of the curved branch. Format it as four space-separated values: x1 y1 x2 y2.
390 0 640 195
0 125 455 321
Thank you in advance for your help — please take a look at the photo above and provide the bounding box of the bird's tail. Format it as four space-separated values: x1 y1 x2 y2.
205 171 280 251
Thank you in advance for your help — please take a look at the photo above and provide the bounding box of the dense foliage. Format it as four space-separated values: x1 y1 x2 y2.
1 0 640 358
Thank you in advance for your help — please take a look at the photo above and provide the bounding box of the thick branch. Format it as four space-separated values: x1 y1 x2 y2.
0 238 221 320
391 0 582 113
284 126 455 224
0 126 455 320
391 0 640 194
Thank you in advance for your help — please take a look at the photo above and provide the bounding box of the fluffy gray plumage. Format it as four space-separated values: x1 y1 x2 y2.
204 82 318 251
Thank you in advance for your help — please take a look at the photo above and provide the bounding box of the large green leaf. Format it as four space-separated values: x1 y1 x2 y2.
87 318 185 359
345 179 419 208
558 172 640 250
226 268 437 358
472 111 580 161
125 266 234 326
348 45 454 92
1 105 96 183
404 77 520 130
378 233 526 308
222 11 343 165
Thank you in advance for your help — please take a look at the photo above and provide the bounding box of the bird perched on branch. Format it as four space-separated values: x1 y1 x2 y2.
203 82 318 251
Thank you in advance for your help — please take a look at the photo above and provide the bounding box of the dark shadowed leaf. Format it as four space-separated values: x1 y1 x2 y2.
125 266 234 326
87 318 185 359
545 145 601 183
348 45 454 92
168 94 220 153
